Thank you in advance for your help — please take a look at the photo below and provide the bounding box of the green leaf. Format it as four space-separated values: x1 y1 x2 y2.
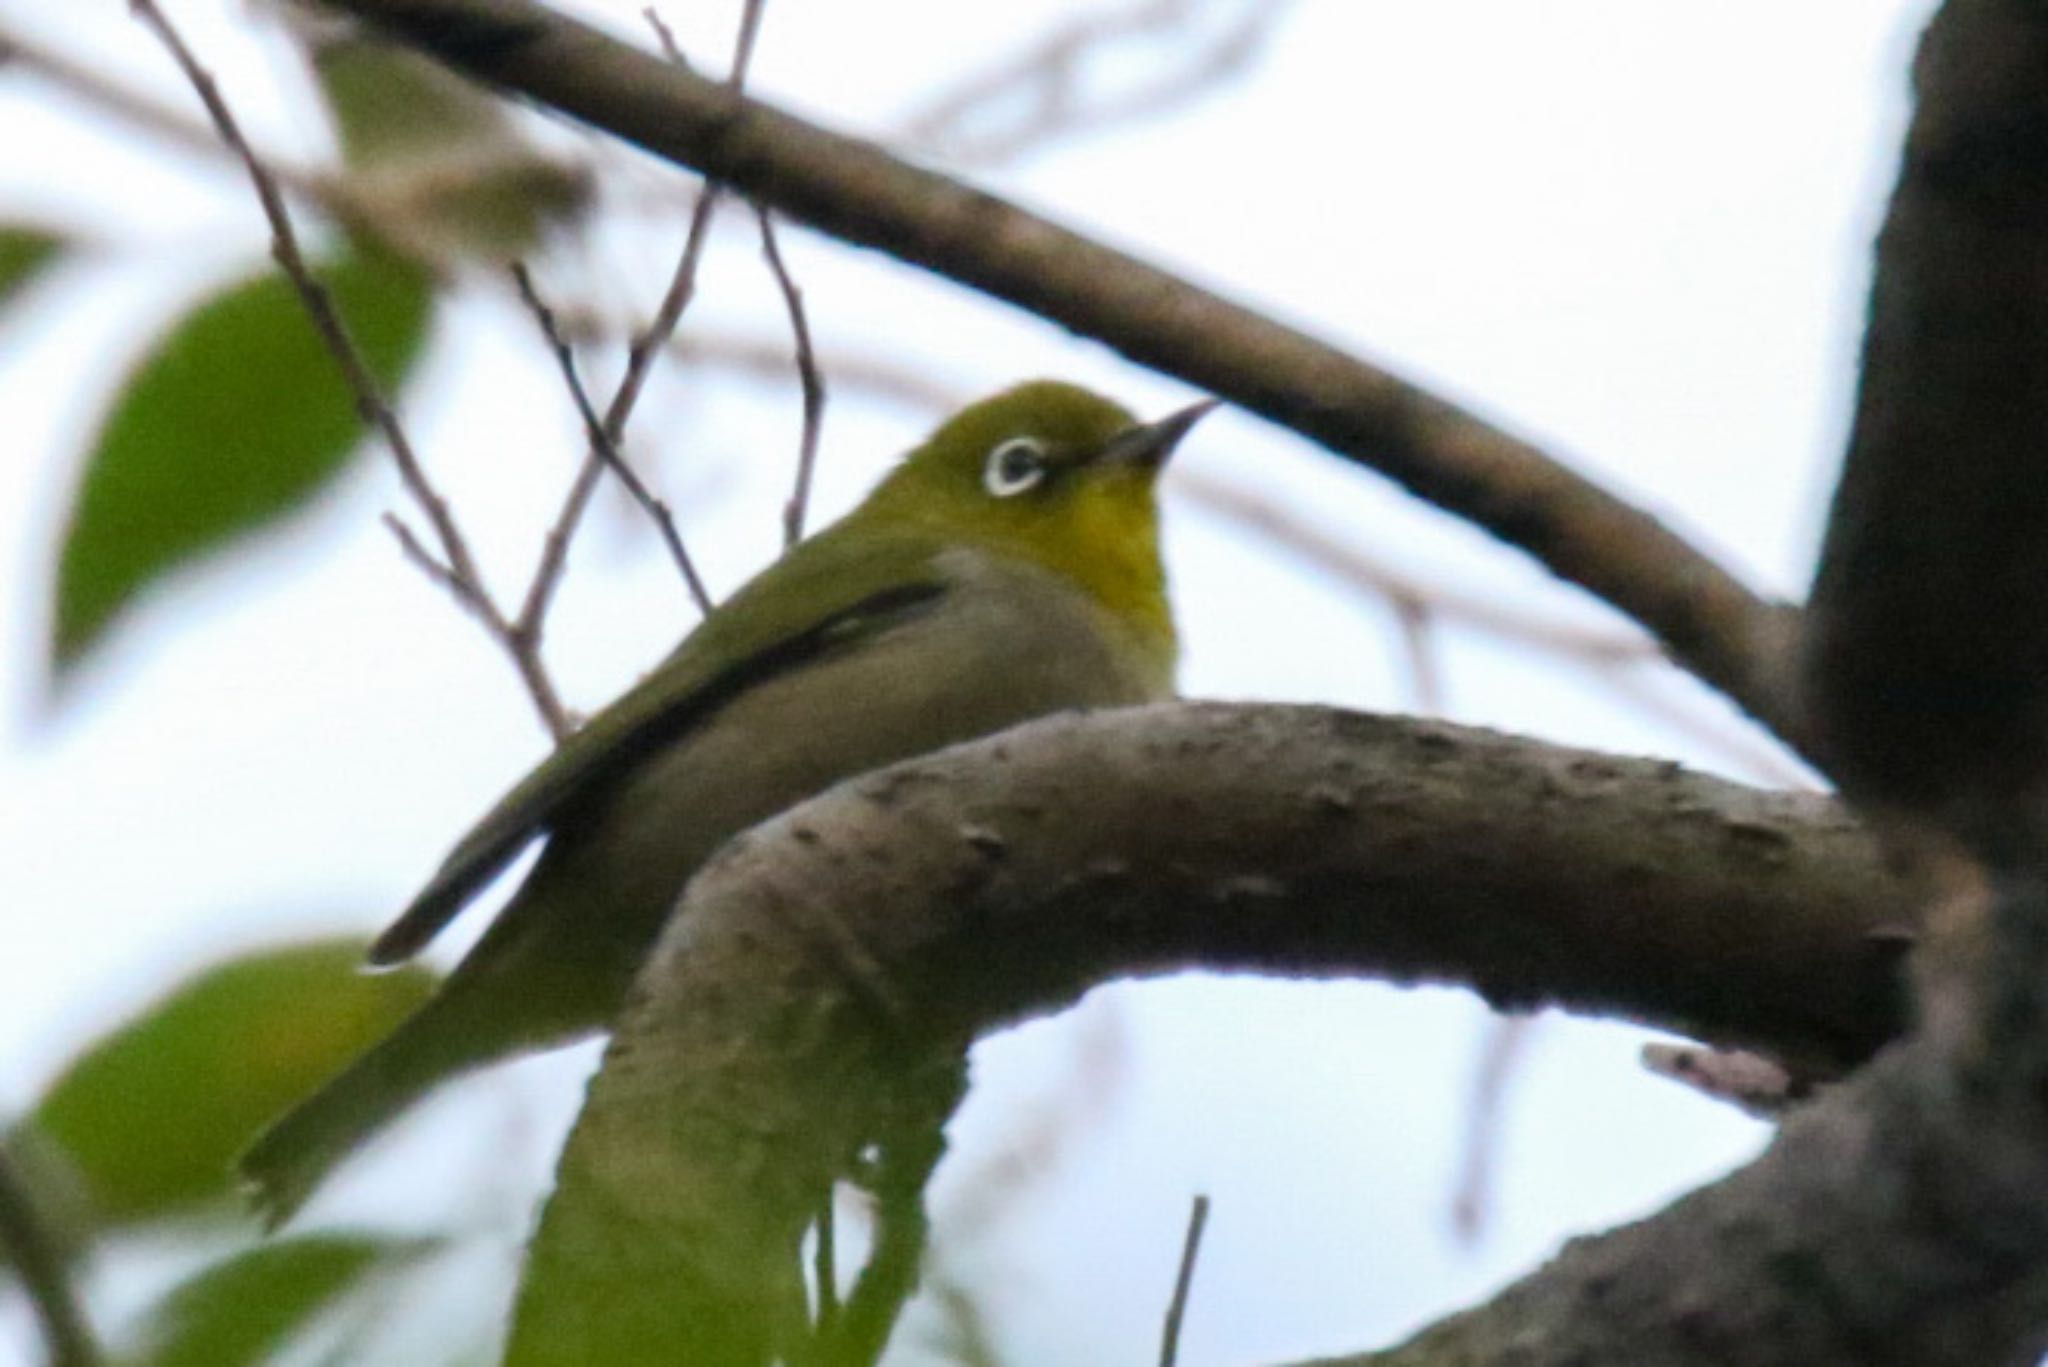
312 35 591 261
314 36 511 171
127 1234 431 1367
0 224 65 312
22 939 435 1229
51 247 433 678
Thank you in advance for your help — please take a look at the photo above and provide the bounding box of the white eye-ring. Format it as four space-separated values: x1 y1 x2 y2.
983 436 1050 497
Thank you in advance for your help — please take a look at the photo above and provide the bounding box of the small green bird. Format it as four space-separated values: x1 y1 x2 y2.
242 380 1210 1225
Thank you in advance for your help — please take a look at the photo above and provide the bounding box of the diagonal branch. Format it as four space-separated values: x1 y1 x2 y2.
315 0 1804 751
511 263 704 593
511 0 769 637
753 204 826 547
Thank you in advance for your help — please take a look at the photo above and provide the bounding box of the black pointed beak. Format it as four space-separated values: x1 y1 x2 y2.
1099 398 1219 470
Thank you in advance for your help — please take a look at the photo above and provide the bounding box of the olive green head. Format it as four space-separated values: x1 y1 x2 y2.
860 380 1212 640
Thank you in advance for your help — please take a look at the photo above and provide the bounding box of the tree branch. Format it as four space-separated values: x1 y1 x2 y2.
754 203 826 548
509 702 1910 1363
511 0 766 638
1158 1192 1211 1367
511 262 705 593
1804 0 2048 861
0 1144 98 1367
134 0 574 740
315 0 1804 751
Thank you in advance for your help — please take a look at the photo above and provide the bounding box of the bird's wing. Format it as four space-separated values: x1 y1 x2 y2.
368 530 949 965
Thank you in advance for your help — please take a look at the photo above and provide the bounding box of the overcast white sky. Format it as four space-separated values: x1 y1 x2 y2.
0 1 1937 1362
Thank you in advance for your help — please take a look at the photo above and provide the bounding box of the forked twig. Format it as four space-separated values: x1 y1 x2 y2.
513 0 770 630
511 263 706 601
130 0 571 740
754 204 826 546
516 181 721 628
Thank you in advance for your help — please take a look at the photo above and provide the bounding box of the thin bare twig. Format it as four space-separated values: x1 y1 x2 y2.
728 0 769 85
1450 1013 1537 1243
1389 598 1446 716
1158 1192 1210 1367
613 2 737 436
514 0 770 632
1641 1042 1812 1120
130 0 571 741
640 6 687 69
380 512 476 609
0 1145 99 1367
516 182 721 629
512 263 707 600
753 205 826 546
611 185 720 444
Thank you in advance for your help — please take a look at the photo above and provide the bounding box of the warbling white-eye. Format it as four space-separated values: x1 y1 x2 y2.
242 380 1212 1225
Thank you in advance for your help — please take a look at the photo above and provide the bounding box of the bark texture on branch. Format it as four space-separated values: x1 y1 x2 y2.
322 0 1803 747
509 703 1908 1363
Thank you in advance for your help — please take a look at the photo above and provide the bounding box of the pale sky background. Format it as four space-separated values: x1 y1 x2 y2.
0 1 1936 1363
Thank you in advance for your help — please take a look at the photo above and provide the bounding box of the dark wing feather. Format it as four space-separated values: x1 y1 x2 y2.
368 571 947 965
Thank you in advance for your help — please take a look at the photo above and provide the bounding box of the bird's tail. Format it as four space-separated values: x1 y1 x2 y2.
243 885 620 1229
239 995 484 1231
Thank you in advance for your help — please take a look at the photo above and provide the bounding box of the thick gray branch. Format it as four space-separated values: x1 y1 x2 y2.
320 0 1803 747
510 703 1908 1364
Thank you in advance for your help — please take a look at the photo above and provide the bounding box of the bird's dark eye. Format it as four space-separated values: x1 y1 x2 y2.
983 437 1049 497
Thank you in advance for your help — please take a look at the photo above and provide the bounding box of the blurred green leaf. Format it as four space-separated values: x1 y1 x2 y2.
23 939 435 1228
51 247 433 679
127 1233 432 1367
0 225 66 312
312 35 591 261
315 37 511 170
